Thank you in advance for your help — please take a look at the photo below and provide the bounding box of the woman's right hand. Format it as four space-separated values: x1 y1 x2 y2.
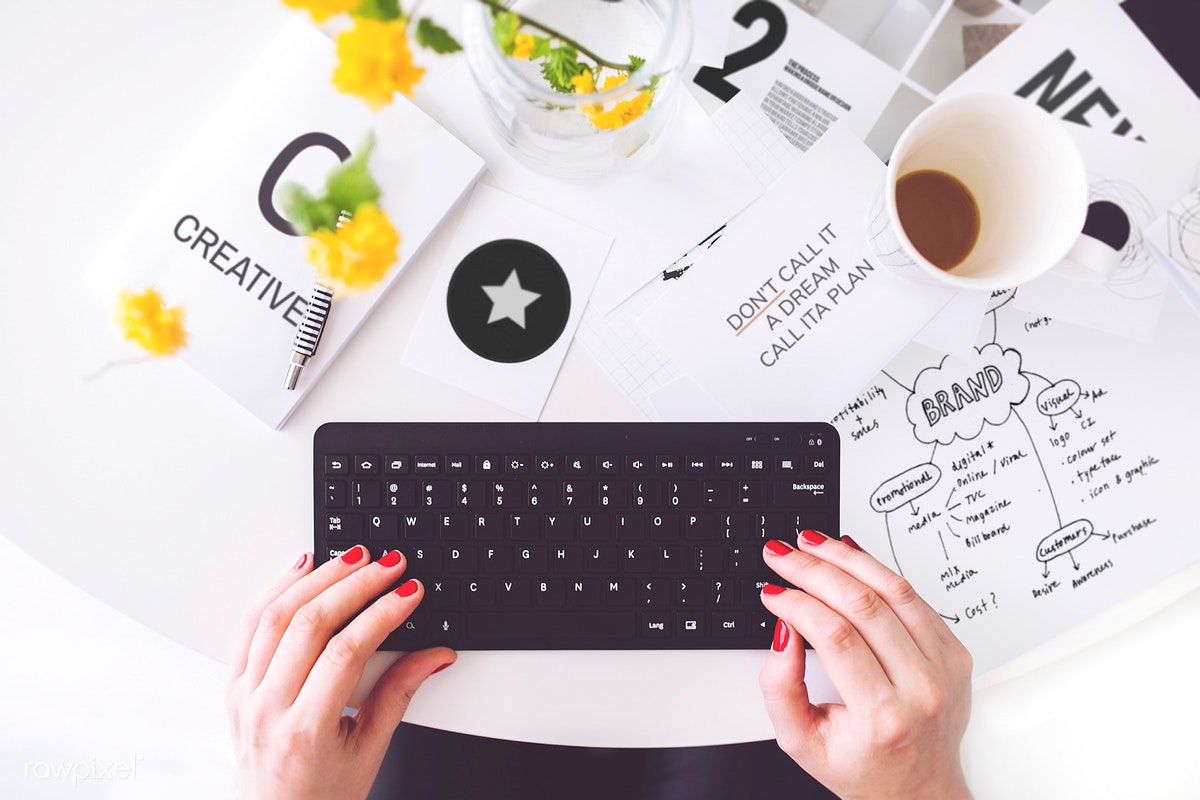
758 531 974 800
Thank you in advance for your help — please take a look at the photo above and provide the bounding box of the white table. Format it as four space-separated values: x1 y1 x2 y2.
3 1 1200 795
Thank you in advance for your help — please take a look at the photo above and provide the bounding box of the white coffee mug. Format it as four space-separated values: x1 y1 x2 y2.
866 92 1114 291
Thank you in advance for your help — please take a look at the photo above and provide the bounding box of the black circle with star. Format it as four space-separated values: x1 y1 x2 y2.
446 239 572 364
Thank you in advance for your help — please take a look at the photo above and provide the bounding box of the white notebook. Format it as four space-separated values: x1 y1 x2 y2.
86 18 484 428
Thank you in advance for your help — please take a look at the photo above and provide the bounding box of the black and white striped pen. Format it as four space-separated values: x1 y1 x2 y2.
284 209 349 390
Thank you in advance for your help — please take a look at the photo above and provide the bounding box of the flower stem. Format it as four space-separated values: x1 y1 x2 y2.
476 0 635 71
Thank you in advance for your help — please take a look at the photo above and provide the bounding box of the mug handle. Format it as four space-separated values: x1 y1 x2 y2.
1052 233 1122 283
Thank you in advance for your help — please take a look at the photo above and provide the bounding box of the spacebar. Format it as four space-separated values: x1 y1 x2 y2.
467 611 636 640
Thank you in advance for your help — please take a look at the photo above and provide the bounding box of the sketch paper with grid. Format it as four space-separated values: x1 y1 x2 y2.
576 94 803 419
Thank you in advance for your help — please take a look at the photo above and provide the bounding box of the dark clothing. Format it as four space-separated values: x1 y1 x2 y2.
369 724 837 800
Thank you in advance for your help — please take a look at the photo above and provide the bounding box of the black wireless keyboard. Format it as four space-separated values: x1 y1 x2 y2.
313 422 840 650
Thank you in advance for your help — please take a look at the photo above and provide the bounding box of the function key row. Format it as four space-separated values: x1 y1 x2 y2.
325 454 830 477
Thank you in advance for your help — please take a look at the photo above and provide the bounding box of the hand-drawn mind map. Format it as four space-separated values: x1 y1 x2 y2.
831 288 1194 675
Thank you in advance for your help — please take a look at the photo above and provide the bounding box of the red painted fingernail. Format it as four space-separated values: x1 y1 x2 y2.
293 553 308 570
377 550 402 568
395 579 419 598
761 583 787 596
432 662 454 675
340 546 365 564
800 529 827 546
842 535 863 552
765 539 793 557
773 619 789 652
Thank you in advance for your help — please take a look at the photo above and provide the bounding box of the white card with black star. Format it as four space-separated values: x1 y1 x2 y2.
402 183 613 418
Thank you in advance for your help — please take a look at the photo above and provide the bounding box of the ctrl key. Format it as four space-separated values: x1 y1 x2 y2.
324 513 363 540
712 611 747 637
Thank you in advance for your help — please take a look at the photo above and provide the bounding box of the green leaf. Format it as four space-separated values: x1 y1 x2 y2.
352 0 402 21
491 10 521 54
541 45 586 94
628 55 646 74
324 137 380 218
415 17 462 53
281 185 339 235
530 34 553 60
281 136 380 234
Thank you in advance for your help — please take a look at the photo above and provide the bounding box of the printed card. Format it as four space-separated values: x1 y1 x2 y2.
637 123 956 421
402 184 613 419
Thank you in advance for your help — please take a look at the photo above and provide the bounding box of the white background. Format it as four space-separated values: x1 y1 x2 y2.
3 0 1200 797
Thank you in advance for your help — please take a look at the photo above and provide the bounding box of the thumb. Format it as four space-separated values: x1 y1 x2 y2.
758 620 823 764
354 646 456 746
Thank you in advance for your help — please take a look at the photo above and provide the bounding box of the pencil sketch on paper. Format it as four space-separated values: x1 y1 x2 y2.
831 287 1180 670
1163 191 1200 275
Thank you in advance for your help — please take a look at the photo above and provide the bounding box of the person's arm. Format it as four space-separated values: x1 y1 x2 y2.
226 546 455 800
758 530 973 800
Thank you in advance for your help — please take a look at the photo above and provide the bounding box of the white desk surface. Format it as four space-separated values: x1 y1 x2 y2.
3 0 1200 794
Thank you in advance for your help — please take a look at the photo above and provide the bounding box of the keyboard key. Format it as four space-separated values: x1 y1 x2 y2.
403 513 433 540
367 513 400 540
499 578 531 605
325 455 350 475
712 611 748 637
414 456 440 474
325 480 347 508
468 611 635 641
579 513 610 540
385 456 410 474
641 611 671 636
355 456 379 474
352 481 381 508
324 513 361 541
386 481 417 509
595 456 619 475
676 611 706 636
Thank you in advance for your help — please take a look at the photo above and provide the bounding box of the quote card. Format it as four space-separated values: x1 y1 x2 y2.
638 123 956 421
402 184 613 419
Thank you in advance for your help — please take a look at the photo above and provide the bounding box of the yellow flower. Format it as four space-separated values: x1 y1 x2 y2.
572 72 653 130
332 18 426 110
115 288 187 356
306 204 400 293
570 69 596 94
570 70 603 115
511 33 536 60
281 0 357 23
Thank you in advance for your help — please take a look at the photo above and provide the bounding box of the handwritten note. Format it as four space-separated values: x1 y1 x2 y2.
834 286 1200 676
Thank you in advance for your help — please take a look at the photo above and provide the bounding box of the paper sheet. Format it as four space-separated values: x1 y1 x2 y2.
688 0 902 148
941 0 1200 154
833 284 1200 677
691 0 737 67
1148 188 1200 315
637 123 956 421
419 63 762 316
401 184 612 419
1013 126 1199 341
